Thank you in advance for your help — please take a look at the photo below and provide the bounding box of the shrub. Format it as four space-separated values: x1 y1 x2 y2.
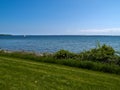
54 50 76 59
79 44 117 63
117 59 120 66
0 49 5 54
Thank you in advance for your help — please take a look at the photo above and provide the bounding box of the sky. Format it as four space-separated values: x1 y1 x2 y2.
0 0 120 35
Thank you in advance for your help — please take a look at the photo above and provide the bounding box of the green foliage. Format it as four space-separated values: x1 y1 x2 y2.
1 44 120 75
79 44 117 63
54 49 76 59
117 59 120 66
0 49 5 53
96 41 101 48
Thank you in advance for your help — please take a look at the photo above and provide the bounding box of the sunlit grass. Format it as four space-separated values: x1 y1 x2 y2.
0 56 120 90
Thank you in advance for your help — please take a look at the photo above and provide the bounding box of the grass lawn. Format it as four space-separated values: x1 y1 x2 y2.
0 56 120 90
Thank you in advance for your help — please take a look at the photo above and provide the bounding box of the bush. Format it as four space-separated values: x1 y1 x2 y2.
54 50 76 59
117 59 120 66
79 44 117 63
0 49 4 53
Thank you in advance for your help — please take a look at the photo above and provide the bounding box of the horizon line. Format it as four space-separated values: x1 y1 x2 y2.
2 34 120 36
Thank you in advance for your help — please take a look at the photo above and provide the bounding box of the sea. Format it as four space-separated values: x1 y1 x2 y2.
0 35 120 53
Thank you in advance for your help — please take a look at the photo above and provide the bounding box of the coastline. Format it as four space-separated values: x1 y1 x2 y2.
0 44 120 75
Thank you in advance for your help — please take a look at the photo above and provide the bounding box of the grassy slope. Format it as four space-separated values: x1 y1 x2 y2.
0 56 120 90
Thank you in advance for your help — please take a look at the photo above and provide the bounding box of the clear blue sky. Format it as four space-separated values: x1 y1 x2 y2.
0 0 120 35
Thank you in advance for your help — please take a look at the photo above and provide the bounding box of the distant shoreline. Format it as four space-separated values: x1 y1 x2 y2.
0 34 12 36
1 34 120 37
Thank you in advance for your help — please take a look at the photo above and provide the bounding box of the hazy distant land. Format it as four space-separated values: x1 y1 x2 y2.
0 34 12 36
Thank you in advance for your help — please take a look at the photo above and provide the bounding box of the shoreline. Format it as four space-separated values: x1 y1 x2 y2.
0 45 120 75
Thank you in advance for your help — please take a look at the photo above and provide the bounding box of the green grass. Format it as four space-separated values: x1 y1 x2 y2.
1 51 120 75
0 56 120 90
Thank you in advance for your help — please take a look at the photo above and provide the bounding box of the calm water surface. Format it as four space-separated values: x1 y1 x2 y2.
0 35 120 53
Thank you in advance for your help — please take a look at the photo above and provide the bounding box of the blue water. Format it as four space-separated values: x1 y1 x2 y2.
0 35 120 53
